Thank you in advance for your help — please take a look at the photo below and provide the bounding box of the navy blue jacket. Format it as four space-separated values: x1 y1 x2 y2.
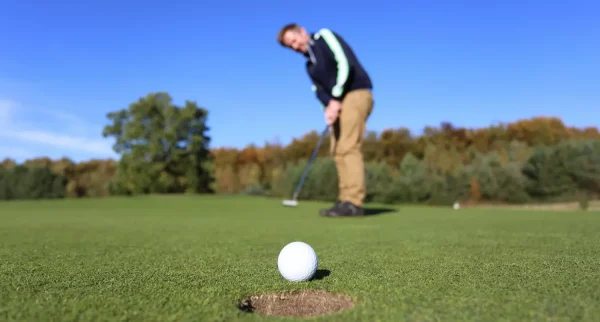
305 28 373 107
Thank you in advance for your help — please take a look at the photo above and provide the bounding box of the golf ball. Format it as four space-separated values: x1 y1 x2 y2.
277 241 318 282
453 202 460 210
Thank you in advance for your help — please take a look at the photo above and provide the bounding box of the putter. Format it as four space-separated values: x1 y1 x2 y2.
282 125 329 207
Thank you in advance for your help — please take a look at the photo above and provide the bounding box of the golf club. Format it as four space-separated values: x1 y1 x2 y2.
282 125 329 207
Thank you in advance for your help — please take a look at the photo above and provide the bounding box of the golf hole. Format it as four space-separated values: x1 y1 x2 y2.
237 289 354 317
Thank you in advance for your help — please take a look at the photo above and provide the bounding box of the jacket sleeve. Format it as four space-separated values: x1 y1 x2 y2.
311 83 332 108
314 28 351 100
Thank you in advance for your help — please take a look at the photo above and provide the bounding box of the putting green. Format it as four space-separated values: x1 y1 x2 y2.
1 195 599 321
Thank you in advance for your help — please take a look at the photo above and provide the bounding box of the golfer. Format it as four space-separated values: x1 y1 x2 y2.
277 23 374 217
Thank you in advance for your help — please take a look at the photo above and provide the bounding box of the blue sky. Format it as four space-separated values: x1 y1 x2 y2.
1 0 598 162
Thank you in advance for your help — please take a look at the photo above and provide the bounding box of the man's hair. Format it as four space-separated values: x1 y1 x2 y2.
277 23 301 46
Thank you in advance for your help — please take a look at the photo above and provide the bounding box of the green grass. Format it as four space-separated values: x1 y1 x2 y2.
1 195 599 321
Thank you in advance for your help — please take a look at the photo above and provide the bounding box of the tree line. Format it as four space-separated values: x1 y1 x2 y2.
1 92 599 206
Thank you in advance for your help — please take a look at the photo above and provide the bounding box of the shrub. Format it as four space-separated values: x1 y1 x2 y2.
365 161 395 203
0 165 67 201
273 158 338 202
241 184 267 196
523 140 600 201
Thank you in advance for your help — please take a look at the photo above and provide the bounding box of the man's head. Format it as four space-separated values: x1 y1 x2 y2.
277 23 311 54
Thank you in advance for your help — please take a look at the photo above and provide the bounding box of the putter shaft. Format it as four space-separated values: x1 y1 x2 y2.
285 126 329 204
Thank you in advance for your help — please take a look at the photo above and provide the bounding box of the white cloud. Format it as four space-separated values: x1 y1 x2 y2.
0 129 113 155
0 98 116 161
36 108 92 134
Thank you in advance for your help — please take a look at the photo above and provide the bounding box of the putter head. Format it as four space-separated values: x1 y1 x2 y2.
282 200 298 207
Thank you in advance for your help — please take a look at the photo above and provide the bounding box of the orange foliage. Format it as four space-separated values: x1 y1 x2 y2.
4 117 599 196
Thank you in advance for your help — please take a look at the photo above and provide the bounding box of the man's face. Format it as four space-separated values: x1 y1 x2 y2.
282 28 309 54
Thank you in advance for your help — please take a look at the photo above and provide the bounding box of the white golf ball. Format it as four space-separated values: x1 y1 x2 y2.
277 241 318 282
453 202 460 210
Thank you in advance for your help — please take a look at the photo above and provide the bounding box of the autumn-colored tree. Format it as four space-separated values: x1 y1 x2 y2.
470 178 482 202
0 158 17 170
3 115 599 204
506 117 573 146
211 147 241 193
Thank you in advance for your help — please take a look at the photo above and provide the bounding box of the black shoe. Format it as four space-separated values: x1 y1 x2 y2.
326 201 364 217
319 200 341 216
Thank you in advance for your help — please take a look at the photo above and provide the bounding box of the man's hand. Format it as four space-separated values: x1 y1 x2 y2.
324 100 342 125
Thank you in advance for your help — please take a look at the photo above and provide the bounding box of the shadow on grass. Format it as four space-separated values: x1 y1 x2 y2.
364 207 397 216
311 269 330 281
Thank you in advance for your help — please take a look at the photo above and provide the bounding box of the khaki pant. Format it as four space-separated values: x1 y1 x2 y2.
329 89 374 207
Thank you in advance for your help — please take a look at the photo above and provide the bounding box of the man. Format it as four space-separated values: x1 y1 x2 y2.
277 23 374 217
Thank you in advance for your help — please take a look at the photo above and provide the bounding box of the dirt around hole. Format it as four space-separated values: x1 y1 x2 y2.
237 289 354 317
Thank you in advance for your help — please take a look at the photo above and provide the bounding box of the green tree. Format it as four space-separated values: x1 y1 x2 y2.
0 165 66 200
385 153 430 203
562 140 600 195
274 158 338 202
522 144 577 200
0 168 8 200
365 161 395 203
494 162 531 203
102 92 213 195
